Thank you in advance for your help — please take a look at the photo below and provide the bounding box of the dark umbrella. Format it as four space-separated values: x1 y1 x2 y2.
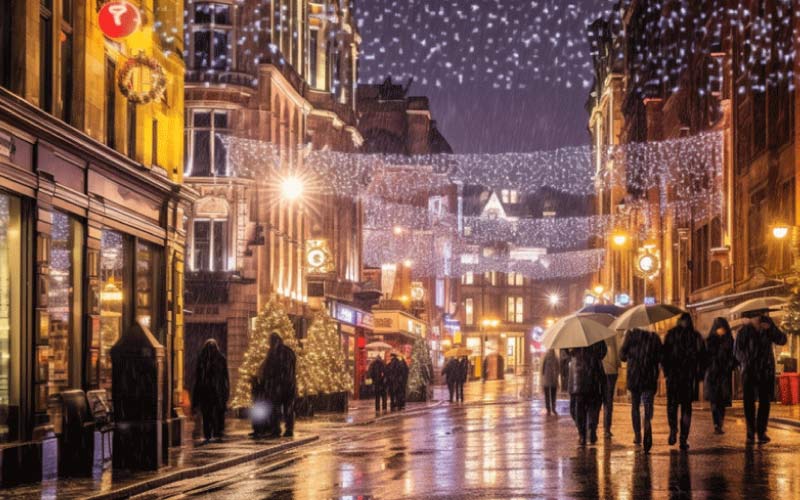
578 304 627 317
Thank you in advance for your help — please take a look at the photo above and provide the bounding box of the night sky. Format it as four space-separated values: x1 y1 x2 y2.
357 0 613 153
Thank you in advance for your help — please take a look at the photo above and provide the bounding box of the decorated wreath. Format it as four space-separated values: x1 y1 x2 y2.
118 52 167 104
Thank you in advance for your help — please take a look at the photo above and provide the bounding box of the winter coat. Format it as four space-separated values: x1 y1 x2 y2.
662 321 707 400
603 333 622 375
442 358 460 385
620 329 662 393
458 358 469 383
368 358 387 389
704 332 735 405
734 318 788 383
260 335 297 403
541 350 560 388
566 342 607 396
192 339 230 411
386 356 408 393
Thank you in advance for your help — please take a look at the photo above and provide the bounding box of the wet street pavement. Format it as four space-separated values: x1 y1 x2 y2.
133 379 800 500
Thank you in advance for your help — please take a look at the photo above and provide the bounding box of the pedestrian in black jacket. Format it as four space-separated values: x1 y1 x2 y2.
368 356 388 412
705 317 736 434
662 313 706 450
387 353 408 410
192 339 229 443
734 312 788 444
442 358 460 402
260 332 297 438
456 357 468 402
566 341 607 446
620 328 662 453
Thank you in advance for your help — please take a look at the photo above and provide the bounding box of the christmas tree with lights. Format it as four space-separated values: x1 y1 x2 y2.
406 337 433 402
782 288 800 338
231 299 299 409
297 312 351 397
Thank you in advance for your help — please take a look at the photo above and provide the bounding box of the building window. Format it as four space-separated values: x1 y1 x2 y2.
507 296 523 323
309 28 319 88
187 109 229 176
500 189 519 204
748 187 767 270
192 2 233 71
60 0 73 124
96 229 125 398
193 219 227 271
463 226 472 236
0 193 22 442
484 271 497 286
152 119 159 167
464 297 474 326
461 271 474 285
0 1 11 89
39 0 54 113
127 100 137 159
105 57 116 149
507 272 524 286
136 241 160 331
48 211 84 401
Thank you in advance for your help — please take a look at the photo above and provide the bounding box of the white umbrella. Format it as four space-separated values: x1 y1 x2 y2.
542 315 618 349
729 296 788 317
444 347 472 358
576 312 616 327
610 304 685 331
365 341 393 350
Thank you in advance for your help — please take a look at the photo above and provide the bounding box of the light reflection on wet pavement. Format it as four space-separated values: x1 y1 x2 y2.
140 379 800 500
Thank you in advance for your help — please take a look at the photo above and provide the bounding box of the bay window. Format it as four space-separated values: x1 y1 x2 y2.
187 109 230 176
192 2 233 71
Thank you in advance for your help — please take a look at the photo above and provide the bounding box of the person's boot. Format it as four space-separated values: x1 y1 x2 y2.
643 432 652 453
604 428 613 438
633 433 642 445
668 430 677 446
590 430 598 444
679 440 690 451
714 425 724 435
746 433 756 445
283 429 294 438
758 433 771 444
578 434 587 446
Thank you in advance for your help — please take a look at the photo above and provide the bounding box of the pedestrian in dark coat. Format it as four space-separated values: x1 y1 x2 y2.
399 356 409 409
541 349 560 415
705 317 736 434
566 341 607 445
662 313 706 450
559 351 570 395
386 353 406 410
260 332 297 438
192 339 229 443
456 357 468 402
620 328 662 453
443 358 460 402
368 356 388 412
734 312 787 444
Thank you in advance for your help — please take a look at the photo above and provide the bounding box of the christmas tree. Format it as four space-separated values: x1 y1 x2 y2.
231 299 298 408
297 312 352 396
782 288 800 337
406 337 433 402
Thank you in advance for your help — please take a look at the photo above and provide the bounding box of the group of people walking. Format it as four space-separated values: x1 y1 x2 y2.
367 353 410 412
548 310 787 452
442 356 469 402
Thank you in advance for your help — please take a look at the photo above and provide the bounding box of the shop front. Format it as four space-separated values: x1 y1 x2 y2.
0 95 193 484
332 302 373 399
371 309 427 359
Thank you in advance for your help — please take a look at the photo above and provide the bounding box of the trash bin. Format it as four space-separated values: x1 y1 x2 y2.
789 373 800 405
779 374 793 405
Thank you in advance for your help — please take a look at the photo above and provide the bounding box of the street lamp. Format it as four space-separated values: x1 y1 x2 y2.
403 258 413 268
612 232 629 247
280 176 304 201
772 223 791 240
479 318 500 381
393 225 404 235
592 284 605 296
548 292 561 307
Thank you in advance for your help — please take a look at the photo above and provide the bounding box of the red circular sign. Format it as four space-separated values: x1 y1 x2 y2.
98 1 141 39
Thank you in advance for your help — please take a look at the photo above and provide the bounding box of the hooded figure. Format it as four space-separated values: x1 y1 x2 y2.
705 317 736 434
368 356 388 412
192 339 229 442
541 349 560 415
260 332 297 438
566 341 607 445
442 358 460 403
620 328 662 452
734 312 787 443
386 353 409 410
662 313 706 450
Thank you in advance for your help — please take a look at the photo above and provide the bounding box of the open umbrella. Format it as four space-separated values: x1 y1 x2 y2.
729 296 788 317
365 341 393 350
542 315 617 349
576 312 616 327
610 304 685 331
578 304 627 317
444 347 472 358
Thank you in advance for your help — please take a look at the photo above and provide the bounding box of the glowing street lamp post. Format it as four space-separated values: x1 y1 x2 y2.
479 318 499 381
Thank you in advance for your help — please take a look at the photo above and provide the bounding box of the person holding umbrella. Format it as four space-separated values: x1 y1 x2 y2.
566 341 607 445
704 317 736 434
442 357 460 403
620 328 662 453
456 356 468 402
662 313 706 450
734 309 787 444
367 354 388 413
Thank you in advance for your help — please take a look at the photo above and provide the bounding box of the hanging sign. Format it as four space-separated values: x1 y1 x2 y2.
99 1 142 39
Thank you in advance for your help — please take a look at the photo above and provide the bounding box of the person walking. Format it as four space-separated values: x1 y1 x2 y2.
662 313 706 450
456 357 468 402
443 357 460 402
260 332 297 438
566 341 607 445
541 349 560 415
734 311 788 444
705 317 736 434
368 355 388 412
620 328 662 453
600 332 622 437
192 339 229 444
398 355 409 409
386 353 404 410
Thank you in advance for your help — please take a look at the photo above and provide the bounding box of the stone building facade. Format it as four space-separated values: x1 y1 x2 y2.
0 0 190 485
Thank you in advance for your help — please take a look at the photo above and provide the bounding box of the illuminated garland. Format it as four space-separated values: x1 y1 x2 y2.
118 53 167 104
